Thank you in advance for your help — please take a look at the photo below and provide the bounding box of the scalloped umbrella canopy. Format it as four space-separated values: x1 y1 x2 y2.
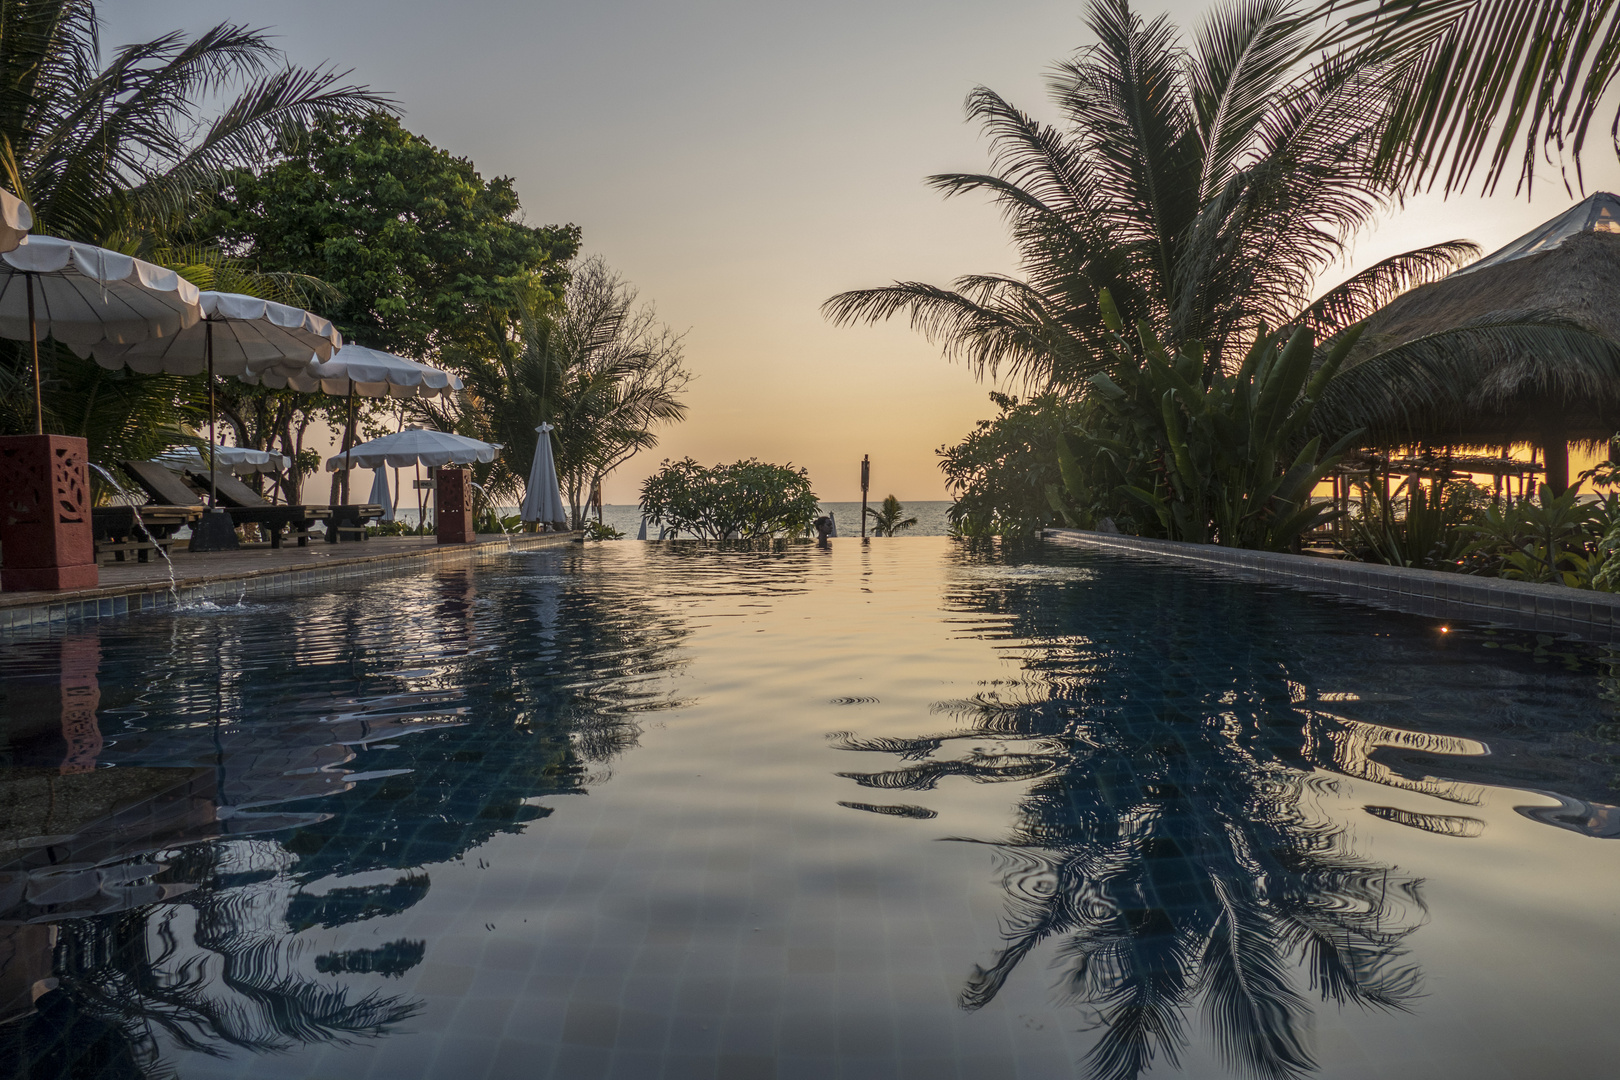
0 235 201 346
88 291 341 377
254 343 462 398
0 189 32 252
325 430 500 471
0 234 202 432
157 443 292 475
521 423 567 525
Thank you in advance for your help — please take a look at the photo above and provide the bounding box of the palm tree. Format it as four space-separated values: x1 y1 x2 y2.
0 1 388 244
1324 0 1620 197
429 256 691 528
823 0 1476 389
866 494 918 536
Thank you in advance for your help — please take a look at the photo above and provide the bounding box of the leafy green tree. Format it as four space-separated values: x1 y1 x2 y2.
866 494 918 536
419 256 691 526
823 0 1474 389
198 111 579 363
640 458 821 540
938 393 1089 537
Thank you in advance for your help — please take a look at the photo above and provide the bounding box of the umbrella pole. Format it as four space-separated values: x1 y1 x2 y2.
26 273 40 435
340 388 356 506
207 320 217 508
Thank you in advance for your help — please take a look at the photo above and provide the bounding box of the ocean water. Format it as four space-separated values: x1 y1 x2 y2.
3 539 1619 1079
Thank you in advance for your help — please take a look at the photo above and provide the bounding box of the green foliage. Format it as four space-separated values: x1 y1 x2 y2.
198 112 579 361
1342 478 1486 569
938 393 1087 537
583 521 625 541
1327 0 1620 196
420 257 690 523
1465 486 1618 587
1055 294 1361 551
0 2 387 244
366 519 414 537
0 4 383 459
640 458 821 541
866 494 918 536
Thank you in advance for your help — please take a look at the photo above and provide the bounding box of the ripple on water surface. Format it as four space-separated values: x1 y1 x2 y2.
2 537 1619 1079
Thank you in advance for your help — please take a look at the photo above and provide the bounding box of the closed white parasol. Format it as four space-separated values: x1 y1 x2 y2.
325 430 500 471
520 423 567 527
367 467 395 523
0 235 203 433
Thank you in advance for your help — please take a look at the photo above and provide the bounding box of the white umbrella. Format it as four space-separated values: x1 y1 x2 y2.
325 430 500 471
367 467 395 523
0 235 202 433
521 423 567 526
266 344 464 504
0 190 32 253
266 344 462 398
92 292 341 524
157 443 291 475
90 291 340 376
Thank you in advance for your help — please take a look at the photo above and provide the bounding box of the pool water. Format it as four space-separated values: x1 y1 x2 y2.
3 538 1619 1080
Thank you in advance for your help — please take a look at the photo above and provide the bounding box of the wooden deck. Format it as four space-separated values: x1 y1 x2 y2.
1 531 578 631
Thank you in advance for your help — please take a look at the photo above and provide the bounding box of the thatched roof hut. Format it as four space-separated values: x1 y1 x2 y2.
1313 193 1620 491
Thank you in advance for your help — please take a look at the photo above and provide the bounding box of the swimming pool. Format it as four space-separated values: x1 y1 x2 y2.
3 538 1618 1079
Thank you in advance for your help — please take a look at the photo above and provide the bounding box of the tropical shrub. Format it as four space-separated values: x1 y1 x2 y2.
1343 478 1487 570
938 393 1088 537
1465 486 1619 587
640 459 821 541
1053 293 1361 551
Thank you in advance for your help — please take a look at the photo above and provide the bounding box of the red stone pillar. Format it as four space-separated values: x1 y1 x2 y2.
0 434 98 591
436 467 475 544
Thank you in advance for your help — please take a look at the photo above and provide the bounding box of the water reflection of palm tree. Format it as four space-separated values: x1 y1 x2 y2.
836 565 1429 1080
838 686 1424 1080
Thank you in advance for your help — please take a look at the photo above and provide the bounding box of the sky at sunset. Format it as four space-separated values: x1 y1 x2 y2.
108 1 1620 503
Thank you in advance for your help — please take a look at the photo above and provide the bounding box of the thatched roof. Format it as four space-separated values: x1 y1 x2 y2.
1316 193 1620 447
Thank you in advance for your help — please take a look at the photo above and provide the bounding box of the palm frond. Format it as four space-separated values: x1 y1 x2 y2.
1188 0 1313 200
1297 240 1480 335
1325 0 1620 194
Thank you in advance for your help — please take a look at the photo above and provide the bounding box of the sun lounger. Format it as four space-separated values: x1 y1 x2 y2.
185 471 336 548
91 505 195 565
120 460 329 549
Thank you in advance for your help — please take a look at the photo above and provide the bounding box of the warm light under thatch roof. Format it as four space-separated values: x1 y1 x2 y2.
1312 192 1620 490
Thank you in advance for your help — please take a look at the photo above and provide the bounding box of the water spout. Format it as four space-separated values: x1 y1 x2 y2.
89 463 180 607
468 482 514 551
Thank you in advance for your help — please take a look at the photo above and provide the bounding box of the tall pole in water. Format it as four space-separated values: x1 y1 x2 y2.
860 454 870 538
